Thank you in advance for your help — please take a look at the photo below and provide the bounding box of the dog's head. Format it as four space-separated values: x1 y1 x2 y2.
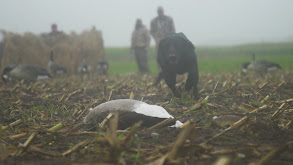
158 33 196 68
166 45 180 65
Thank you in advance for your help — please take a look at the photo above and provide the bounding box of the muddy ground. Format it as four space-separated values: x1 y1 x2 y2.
0 72 293 165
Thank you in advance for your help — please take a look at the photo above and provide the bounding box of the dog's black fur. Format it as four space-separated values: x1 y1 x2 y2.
154 33 199 98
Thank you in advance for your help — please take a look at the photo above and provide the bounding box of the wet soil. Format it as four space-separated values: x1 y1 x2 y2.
0 72 293 164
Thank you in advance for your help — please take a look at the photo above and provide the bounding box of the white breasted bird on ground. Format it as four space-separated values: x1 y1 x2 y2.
48 51 67 75
77 61 91 75
2 64 51 82
239 62 251 75
96 60 109 75
84 99 182 129
77 61 92 80
247 53 282 74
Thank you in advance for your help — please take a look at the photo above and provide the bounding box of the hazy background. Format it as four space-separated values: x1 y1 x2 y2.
1 0 293 47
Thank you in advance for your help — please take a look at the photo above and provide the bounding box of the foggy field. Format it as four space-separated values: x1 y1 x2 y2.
1 72 293 164
1 1 293 164
1 42 293 164
1 37 293 164
106 42 293 74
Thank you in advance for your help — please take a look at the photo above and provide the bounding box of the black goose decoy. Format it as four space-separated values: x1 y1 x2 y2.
239 62 251 74
83 99 182 129
2 64 51 82
48 51 67 75
77 62 91 75
77 62 92 80
247 53 282 74
96 60 109 75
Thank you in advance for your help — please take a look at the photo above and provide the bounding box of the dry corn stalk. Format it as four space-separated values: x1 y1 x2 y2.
122 122 141 144
187 96 209 113
64 88 83 102
15 132 37 156
108 89 114 101
9 133 28 140
148 118 177 130
200 116 248 148
273 80 285 92
99 113 114 129
47 122 64 132
129 91 134 99
277 98 293 103
250 105 268 114
69 122 85 132
254 142 292 165
147 121 194 164
167 122 194 162
0 143 8 161
29 146 60 157
212 80 219 95
260 95 270 105
258 80 268 89
271 103 286 118
213 156 231 165
284 121 292 129
129 86 135 99
2 119 22 130
105 113 126 164
62 139 92 156
179 120 195 129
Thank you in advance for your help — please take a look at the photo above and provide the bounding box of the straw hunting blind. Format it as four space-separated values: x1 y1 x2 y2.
0 27 105 74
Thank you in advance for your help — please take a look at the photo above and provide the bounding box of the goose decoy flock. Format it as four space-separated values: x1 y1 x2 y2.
48 51 67 75
2 64 51 82
83 99 183 129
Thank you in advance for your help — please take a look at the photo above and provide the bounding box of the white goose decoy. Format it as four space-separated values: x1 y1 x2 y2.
84 99 182 129
247 53 282 74
2 64 51 82
48 51 67 75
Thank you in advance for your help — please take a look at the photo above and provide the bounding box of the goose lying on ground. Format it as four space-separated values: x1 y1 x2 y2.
247 60 282 73
239 62 251 74
83 99 182 129
96 60 109 75
247 53 282 74
77 62 91 80
77 62 91 75
2 64 51 82
48 51 67 75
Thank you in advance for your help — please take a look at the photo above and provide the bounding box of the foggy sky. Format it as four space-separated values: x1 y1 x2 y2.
1 0 293 46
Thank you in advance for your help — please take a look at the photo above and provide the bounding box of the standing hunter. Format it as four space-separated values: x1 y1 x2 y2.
150 6 176 52
131 19 151 73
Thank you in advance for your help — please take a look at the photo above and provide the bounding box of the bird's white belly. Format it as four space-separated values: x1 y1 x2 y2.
37 75 49 80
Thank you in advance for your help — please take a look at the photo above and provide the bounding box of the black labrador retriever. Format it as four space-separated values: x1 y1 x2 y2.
154 33 199 98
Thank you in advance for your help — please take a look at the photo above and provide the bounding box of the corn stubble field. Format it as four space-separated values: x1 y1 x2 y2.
0 70 293 164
